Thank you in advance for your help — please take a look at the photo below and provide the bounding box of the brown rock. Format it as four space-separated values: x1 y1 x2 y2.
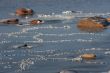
80 53 96 60
16 8 34 16
77 16 109 32
107 18 110 22
30 19 43 25
0 18 19 24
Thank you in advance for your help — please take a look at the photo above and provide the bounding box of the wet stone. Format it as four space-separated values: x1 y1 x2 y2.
16 8 34 16
77 16 110 32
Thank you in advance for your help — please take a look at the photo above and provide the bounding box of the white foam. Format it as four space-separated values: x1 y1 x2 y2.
20 58 34 71
37 11 110 20
21 25 70 32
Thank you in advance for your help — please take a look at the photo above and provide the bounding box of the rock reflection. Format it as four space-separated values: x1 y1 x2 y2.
84 61 105 64
59 70 78 73
77 26 105 32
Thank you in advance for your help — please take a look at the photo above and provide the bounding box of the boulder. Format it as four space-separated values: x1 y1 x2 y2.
77 16 110 32
16 8 34 16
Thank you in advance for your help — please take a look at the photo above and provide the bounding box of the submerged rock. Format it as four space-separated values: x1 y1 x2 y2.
80 53 96 60
77 16 110 32
0 18 19 24
16 8 34 16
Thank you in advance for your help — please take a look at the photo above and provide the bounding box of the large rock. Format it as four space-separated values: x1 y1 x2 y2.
16 8 34 16
77 16 110 32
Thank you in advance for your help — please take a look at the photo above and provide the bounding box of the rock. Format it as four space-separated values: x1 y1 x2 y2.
106 18 110 22
59 70 78 73
77 16 110 32
30 19 44 25
16 8 34 16
0 18 19 24
80 53 96 60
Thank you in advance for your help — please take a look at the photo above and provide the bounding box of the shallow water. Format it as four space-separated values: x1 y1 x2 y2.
0 0 110 73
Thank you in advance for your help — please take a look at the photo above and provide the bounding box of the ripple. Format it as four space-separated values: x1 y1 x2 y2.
83 48 110 51
21 25 71 32
19 58 34 71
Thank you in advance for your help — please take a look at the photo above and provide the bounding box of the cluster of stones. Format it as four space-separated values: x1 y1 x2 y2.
0 8 43 25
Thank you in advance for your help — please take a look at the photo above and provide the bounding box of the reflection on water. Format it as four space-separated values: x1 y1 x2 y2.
77 26 105 32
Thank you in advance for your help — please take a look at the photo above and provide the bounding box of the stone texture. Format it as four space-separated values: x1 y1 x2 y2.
77 16 109 32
